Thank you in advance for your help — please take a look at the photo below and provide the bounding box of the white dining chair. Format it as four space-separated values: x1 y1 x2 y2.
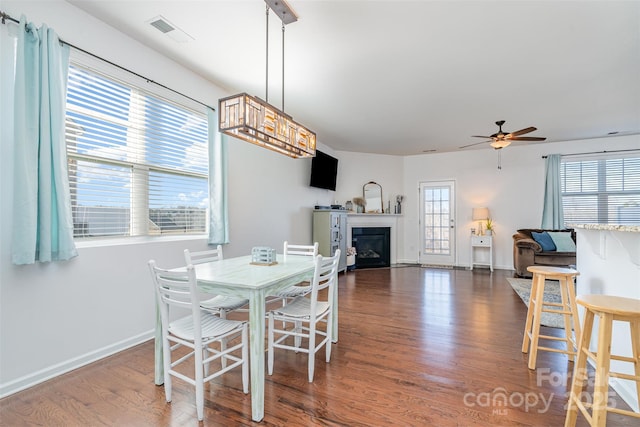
268 241 318 305
184 246 249 315
267 249 340 383
184 247 250 369
148 260 248 421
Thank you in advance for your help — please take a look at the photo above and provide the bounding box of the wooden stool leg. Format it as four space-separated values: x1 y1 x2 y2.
565 309 595 427
631 319 640 409
592 312 613 427
528 274 546 370
566 277 581 364
521 273 540 353
558 277 575 361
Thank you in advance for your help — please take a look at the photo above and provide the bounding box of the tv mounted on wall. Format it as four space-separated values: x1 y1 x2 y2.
309 150 338 191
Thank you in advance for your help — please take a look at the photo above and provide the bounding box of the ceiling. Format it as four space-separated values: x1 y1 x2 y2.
67 0 640 156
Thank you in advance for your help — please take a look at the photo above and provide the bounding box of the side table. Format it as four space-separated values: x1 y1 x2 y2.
470 235 493 272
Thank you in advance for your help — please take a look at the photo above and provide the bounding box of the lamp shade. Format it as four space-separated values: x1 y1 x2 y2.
472 207 490 221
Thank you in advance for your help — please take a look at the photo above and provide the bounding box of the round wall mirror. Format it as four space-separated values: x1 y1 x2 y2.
363 181 383 213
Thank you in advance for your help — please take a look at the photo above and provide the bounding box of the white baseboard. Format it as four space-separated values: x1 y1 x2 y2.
610 375 640 413
395 259 513 271
0 330 153 398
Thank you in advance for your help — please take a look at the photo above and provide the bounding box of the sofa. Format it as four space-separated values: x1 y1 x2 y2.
512 228 577 278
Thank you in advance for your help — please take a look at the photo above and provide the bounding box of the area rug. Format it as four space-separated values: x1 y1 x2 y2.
506 277 565 328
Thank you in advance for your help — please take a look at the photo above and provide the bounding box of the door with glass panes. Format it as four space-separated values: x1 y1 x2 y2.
419 181 456 266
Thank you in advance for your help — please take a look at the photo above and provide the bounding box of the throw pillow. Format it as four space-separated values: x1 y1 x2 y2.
547 231 577 252
531 231 556 251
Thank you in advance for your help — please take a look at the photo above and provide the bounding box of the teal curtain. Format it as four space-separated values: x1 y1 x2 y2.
541 154 565 229
11 16 77 264
207 108 229 244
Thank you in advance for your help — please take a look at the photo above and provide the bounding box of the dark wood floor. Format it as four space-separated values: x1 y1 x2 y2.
1 266 635 426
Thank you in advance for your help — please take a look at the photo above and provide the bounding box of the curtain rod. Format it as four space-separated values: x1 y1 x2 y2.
542 148 640 159
1 10 215 112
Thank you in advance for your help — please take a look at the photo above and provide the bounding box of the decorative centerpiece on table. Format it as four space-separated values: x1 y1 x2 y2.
251 247 278 265
346 247 357 271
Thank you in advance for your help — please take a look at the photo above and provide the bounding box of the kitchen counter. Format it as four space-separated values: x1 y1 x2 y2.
569 223 640 267
570 224 639 412
570 223 640 233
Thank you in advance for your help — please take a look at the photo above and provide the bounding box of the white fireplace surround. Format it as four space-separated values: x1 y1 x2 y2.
347 214 400 265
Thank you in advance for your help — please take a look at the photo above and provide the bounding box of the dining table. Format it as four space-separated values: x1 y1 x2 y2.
154 253 338 422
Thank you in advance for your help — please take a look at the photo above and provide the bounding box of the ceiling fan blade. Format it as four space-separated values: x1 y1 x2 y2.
510 136 547 141
509 127 537 137
459 140 490 149
471 135 492 139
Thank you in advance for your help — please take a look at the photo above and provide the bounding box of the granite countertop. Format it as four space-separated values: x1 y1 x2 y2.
569 223 640 233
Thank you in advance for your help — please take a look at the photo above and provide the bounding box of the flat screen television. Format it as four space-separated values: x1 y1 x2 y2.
309 150 338 191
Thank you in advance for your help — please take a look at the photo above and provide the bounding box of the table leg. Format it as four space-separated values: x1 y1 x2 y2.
249 289 266 422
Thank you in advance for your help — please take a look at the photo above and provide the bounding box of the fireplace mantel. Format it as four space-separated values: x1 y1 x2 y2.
347 214 400 265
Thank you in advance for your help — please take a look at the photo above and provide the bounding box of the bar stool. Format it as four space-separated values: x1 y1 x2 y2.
521 265 581 370
565 295 640 427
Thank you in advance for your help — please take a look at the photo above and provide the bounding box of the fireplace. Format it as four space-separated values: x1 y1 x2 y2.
351 227 391 268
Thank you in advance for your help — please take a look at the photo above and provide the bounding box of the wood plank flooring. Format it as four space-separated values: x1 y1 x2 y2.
1 266 635 426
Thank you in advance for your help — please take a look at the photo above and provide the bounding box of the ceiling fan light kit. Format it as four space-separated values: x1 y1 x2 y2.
463 120 547 170
490 140 511 149
460 120 547 150
218 0 316 159
462 120 547 150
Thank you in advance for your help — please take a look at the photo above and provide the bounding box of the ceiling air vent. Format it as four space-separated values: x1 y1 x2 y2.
147 15 194 43
149 17 175 34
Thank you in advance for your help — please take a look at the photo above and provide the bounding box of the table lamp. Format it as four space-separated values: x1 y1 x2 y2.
472 207 490 235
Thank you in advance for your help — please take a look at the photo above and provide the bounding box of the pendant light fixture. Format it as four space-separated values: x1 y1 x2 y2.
218 0 316 158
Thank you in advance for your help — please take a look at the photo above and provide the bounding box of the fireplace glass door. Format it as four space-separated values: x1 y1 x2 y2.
351 227 390 268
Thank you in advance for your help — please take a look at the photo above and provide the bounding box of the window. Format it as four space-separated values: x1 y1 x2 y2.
65 63 209 238
561 155 640 225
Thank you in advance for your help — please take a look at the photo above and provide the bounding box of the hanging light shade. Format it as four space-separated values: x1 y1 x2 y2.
219 93 316 158
490 139 511 149
219 0 316 159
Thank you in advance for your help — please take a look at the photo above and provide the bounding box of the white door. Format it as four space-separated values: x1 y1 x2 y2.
419 181 456 266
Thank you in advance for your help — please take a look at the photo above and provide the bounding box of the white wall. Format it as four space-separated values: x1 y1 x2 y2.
0 0 335 396
333 151 404 212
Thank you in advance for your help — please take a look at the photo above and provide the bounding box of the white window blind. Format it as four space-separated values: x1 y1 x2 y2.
65 64 209 238
561 155 640 225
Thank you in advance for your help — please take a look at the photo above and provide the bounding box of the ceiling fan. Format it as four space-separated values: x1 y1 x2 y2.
461 120 546 150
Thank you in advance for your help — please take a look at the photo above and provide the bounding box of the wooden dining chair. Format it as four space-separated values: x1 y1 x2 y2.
148 260 248 421
267 249 340 382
